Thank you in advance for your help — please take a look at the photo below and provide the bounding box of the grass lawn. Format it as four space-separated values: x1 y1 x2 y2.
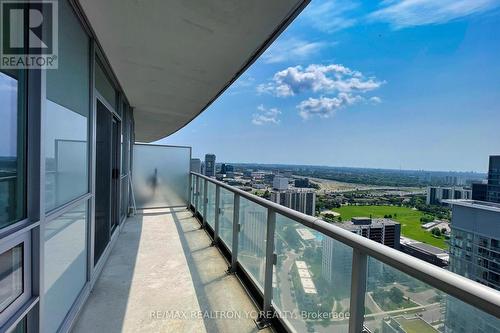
331 205 447 249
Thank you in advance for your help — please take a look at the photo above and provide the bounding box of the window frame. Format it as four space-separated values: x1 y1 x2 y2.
0 232 31 326
0 69 27 230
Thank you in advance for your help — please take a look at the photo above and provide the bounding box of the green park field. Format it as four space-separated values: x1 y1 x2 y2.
331 205 447 249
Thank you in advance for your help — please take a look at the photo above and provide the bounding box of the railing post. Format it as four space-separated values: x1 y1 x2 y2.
257 208 276 329
202 178 208 229
194 176 199 217
213 185 220 246
188 172 192 209
228 193 240 273
348 249 368 333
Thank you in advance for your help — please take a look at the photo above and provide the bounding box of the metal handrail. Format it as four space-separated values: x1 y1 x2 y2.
191 172 500 321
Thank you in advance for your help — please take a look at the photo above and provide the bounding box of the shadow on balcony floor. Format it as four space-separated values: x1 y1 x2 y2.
72 207 268 333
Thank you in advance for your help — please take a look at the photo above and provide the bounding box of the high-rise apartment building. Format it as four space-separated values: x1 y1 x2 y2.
445 175 466 186
321 237 353 299
294 178 310 188
204 154 216 177
448 201 500 290
426 186 472 205
446 200 500 332
270 189 316 215
336 217 401 249
487 156 500 203
190 158 201 173
272 176 289 190
321 217 400 300
472 182 489 201
219 163 234 174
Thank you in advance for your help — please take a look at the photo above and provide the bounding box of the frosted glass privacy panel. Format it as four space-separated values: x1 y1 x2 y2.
132 144 191 208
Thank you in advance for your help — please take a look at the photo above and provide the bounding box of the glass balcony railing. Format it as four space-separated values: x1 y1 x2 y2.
190 172 500 333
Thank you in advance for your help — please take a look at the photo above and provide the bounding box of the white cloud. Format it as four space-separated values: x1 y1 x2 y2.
261 38 329 64
303 0 360 33
369 96 382 104
252 105 281 125
258 64 384 97
369 0 500 29
233 74 255 88
297 93 363 119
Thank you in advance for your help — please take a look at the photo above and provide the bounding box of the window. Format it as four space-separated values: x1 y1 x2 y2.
95 61 117 110
45 0 90 212
44 202 87 333
0 244 23 312
0 70 26 228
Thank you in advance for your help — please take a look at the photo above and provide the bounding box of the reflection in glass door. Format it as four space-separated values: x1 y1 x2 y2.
95 101 111 264
94 100 120 264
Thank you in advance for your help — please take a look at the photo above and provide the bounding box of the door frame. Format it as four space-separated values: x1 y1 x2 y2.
93 92 121 272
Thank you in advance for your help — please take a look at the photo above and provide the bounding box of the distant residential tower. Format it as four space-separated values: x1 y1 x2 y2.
204 154 216 177
270 189 316 216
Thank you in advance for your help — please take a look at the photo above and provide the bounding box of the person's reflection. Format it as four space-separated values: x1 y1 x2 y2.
148 168 159 198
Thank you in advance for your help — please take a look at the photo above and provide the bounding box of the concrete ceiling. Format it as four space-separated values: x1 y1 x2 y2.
79 0 308 142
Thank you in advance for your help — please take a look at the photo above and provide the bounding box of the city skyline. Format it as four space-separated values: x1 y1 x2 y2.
159 0 500 173
188 159 490 175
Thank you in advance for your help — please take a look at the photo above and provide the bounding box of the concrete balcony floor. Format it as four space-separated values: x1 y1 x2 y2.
72 207 268 333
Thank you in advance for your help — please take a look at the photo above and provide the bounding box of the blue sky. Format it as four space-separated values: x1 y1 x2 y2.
159 0 500 172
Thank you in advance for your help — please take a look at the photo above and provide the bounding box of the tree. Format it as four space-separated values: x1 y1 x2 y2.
323 213 336 222
431 227 442 237
389 287 404 304
420 215 434 223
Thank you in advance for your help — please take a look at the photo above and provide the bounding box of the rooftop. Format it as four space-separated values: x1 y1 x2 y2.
443 199 500 212
403 239 448 256
338 217 399 231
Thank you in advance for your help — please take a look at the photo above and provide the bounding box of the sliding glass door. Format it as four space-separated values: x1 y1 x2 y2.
94 100 121 265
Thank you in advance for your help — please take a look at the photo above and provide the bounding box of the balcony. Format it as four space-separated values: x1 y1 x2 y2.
72 207 266 333
70 145 500 333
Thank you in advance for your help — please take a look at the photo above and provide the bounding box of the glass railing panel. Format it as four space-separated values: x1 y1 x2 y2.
219 187 234 249
445 294 500 333
362 256 500 333
273 214 352 332
206 182 216 228
238 197 267 289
